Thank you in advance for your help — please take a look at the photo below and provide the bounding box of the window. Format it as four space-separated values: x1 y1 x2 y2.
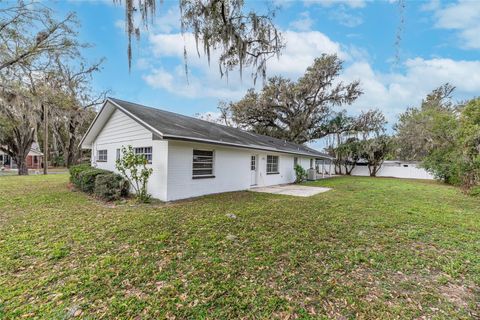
266 155 279 174
134 147 152 164
97 149 107 162
251 156 256 170
33 156 38 164
293 157 298 167
310 158 314 169
192 150 214 178
116 148 121 161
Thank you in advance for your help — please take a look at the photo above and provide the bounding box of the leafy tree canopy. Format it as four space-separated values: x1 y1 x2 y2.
394 83 458 161
222 54 362 144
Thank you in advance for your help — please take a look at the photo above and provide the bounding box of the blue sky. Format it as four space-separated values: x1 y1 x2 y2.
54 0 480 148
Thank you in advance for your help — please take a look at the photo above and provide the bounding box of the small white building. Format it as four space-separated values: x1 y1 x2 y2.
80 98 332 201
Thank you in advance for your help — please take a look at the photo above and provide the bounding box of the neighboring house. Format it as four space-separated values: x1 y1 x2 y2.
80 98 333 201
0 143 44 170
350 160 434 180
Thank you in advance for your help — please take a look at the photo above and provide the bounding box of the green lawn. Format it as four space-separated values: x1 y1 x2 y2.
0 175 479 319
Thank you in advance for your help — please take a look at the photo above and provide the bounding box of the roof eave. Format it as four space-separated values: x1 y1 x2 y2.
163 134 333 159
78 100 109 149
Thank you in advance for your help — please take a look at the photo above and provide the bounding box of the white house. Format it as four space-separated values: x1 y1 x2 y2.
80 98 333 201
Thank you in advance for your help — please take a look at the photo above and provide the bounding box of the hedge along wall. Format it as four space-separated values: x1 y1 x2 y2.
69 164 129 201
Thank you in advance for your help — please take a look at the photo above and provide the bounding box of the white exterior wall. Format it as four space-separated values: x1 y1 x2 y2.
349 164 434 180
89 108 317 202
90 109 169 200
165 141 314 201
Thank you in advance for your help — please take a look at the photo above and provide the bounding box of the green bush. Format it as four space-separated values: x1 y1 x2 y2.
94 173 129 201
294 164 307 183
69 164 92 187
52 155 65 167
78 168 110 193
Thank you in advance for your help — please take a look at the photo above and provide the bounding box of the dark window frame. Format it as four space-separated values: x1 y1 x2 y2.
192 149 215 178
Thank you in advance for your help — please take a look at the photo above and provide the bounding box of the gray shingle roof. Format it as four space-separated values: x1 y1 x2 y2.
109 97 332 159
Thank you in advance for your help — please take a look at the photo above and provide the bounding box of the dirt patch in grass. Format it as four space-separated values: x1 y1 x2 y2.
341 265 480 318
439 282 479 310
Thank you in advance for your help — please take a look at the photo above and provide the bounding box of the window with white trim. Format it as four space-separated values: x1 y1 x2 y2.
266 155 279 174
97 149 107 162
250 155 256 170
134 147 152 164
293 157 298 167
116 148 121 161
192 149 214 178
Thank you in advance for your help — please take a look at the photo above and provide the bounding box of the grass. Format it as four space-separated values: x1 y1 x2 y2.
0 174 479 319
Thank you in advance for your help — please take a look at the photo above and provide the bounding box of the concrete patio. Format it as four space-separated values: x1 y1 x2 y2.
250 184 332 197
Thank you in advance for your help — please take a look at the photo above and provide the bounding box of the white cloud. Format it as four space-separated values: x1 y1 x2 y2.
143 68 175 92
289 12 314 31
330 9 363 27
431 0 480 49
268 31 349 75
420 0 440 11
153 7 181 33
340 58 480 122
144 30 350 99
113 6 180 34
305 0 367 9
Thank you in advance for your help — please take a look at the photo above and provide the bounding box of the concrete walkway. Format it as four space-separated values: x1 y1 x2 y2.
250 184 331 197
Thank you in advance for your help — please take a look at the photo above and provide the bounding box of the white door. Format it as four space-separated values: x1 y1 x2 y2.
250 155 257 186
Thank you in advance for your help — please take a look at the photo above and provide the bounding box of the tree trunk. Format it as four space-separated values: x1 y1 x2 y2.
15 155 29 175
368 164 376 177
66 124 78 167
43 103 48 175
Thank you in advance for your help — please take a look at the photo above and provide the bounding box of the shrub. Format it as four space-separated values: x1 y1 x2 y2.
116 145 153 203
52 155 65 167
69 163 92 187
78 168 110 193
294 164 307 183
94 173 129 201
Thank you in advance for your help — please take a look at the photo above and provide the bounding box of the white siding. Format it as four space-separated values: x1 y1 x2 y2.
91 109 169 201
165 141 313 201
95 109 152 147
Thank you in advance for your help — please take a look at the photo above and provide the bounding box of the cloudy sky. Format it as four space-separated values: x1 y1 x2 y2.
57 0 480 148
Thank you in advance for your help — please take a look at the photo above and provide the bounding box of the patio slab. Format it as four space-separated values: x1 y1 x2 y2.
250 184 331 197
